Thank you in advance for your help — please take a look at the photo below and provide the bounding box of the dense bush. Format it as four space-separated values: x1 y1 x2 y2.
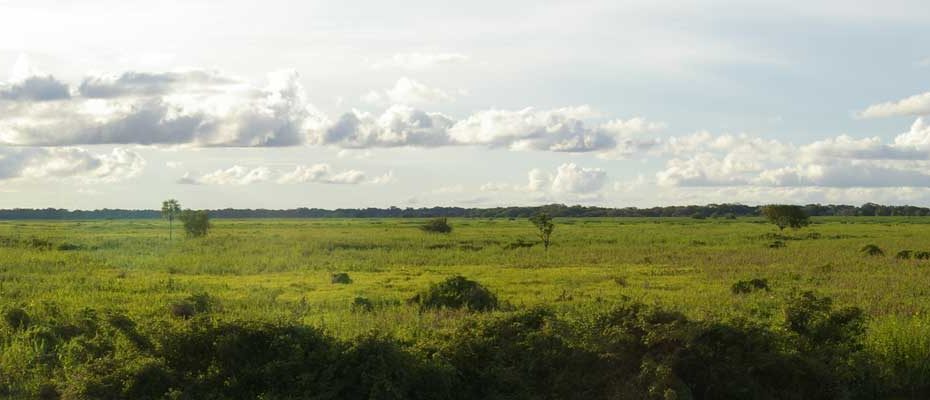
420 217 453 234
179 209 210 237
731 278 769 294
0 293 919 399
860 244 885 257
410 276 498 312
331 272 352 284
896 250 914 259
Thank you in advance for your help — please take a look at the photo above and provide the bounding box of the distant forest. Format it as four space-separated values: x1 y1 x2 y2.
0 203 928 220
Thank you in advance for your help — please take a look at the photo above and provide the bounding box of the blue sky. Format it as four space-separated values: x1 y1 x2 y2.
1 0 929 209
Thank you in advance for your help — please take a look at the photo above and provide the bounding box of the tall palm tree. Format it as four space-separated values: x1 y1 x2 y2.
161 199 181 240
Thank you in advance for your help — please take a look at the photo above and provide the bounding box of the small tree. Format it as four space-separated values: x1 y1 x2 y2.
161 199 182 240
761 205 810 231
529 212 555 252
179 210 210 238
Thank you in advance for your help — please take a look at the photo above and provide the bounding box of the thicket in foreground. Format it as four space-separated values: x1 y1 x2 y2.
2 291 921 399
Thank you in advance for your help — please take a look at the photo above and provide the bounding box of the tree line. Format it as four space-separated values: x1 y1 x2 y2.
0 202 928 220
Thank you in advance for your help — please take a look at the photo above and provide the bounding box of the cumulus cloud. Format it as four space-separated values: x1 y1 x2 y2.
449 106 614 152
363 77 459 106
314 105 454 148
0 76 70 101
179 163 382 185
481 163 606 196
753 163 930 187
550 163 607 193
656 126 930 188
0 147 144 182
0 68 326 147
370 52 469 70
860 91 930 118
77 70 237 98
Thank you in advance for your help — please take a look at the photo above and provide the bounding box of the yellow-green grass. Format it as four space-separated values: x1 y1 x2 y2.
1 216 929 342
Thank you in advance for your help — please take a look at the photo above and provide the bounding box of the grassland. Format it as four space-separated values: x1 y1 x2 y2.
2 216 930 398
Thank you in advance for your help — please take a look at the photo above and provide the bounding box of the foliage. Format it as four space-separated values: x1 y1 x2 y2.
161 199 182 240
731 278 769 294
2 217 930 397
860 244 885 257
178 209 210 237
411 276 498 311
331 272 352 284
420 217 453 234
761 204 811 230
529 212 555 251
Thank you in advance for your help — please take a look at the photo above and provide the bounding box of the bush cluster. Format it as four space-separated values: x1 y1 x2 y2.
420 217 453 234
1 292 925 399
409 276 498 312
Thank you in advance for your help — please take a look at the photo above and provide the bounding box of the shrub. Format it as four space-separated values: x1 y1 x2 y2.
56 243 83 251
768 240 786 248
504 239 535 250
860 244 885 257
916 251 930 260
420 218 452 234
352 297 374 312
331 272 352 284
169 292 214 319
3 307 30 330
761 204 810 231
731 278 769 294
179 209 210 237
410 276 498 311
896 250 913 260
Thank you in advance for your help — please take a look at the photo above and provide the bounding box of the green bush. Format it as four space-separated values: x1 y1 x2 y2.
420 217 453 234
860 244 885 256
3 307 30 330
179 210 210 237
896 250 914 260
410 276 498 312
731 278 769 294
331 272 352 284
352 297 374 312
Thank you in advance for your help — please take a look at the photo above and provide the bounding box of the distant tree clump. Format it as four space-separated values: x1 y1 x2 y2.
161 199 182 240
179 210 210 238
420 217 453 234
529 212 555 252
761 205 810 231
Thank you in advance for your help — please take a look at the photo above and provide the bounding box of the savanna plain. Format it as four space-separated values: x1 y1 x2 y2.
2 217 930 399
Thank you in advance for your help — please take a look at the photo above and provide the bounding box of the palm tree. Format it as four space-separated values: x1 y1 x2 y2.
161 199 181 240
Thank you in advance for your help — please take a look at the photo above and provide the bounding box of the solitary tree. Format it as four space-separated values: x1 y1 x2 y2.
179 209 211 238
529 212 555 252
761 205 810 231
161 199 182 240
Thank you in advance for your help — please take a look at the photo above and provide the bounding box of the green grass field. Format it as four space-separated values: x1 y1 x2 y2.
2 217 930 398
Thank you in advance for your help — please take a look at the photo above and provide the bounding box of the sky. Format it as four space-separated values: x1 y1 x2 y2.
1 0 930 209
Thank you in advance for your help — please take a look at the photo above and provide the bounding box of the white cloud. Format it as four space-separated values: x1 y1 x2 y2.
0 147 144 182
180 163 381 185
550 162 607 193
484 163 606 195
860 91 930 118
370 52 469 70
315 104 454 148
385 77 457 105
447 106 616 152
362 77 459 106
0 67 327 147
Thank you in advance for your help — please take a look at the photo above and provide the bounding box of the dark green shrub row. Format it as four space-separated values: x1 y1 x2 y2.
1 292 923 399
